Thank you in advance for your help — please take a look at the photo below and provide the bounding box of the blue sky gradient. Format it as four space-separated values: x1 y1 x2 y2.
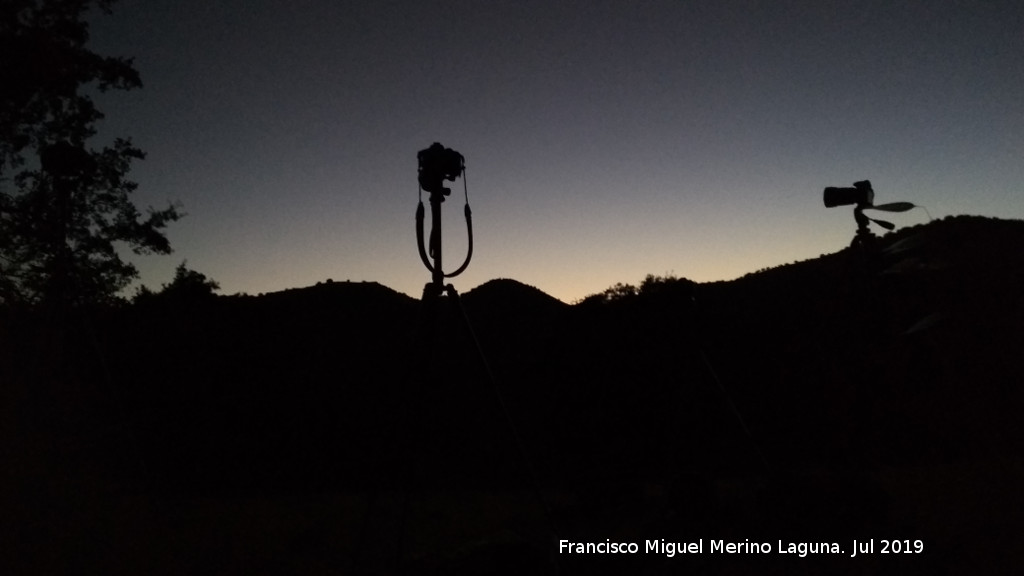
87 0 1024 302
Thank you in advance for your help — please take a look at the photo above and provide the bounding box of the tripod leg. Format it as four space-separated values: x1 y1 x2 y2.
443 284 561 538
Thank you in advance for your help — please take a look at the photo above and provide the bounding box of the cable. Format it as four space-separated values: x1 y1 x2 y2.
696 346 772 474
689 288 773 475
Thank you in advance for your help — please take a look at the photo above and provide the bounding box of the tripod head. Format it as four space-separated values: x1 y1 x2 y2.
823 179 916 247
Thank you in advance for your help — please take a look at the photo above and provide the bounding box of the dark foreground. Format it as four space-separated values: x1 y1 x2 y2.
3 216 1022 574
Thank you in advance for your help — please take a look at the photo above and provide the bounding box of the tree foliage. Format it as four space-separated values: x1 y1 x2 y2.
0 0 181 307
576 273 693 307
133 260 220 305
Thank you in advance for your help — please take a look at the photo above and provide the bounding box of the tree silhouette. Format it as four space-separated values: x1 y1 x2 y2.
134 260 219 305
0 0 181 307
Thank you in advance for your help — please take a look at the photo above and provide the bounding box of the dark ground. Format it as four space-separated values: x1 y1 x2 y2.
2 215 1023 574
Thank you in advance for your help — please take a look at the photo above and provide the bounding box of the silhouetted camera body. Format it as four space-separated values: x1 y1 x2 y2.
417 142 464 197
823 180 874 208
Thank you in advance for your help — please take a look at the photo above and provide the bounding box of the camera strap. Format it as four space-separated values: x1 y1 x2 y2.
415 169 473 279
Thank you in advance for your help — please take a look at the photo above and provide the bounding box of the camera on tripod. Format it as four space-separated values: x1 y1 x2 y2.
417 142 464 197
823 180 874 208
821 179 921 246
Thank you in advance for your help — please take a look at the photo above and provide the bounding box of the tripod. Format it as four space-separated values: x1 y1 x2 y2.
351 144 556 575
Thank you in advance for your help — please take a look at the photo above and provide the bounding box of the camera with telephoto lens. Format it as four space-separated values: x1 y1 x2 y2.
417 142 464 197
823 180 874 208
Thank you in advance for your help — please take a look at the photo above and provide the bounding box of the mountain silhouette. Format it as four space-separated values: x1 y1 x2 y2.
462 277 570 312
4 215 1022 575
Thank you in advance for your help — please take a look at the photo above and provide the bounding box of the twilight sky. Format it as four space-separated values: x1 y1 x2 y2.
87 0 1024 303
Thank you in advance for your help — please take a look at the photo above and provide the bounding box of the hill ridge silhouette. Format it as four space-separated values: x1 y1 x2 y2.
225 214 1024 310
